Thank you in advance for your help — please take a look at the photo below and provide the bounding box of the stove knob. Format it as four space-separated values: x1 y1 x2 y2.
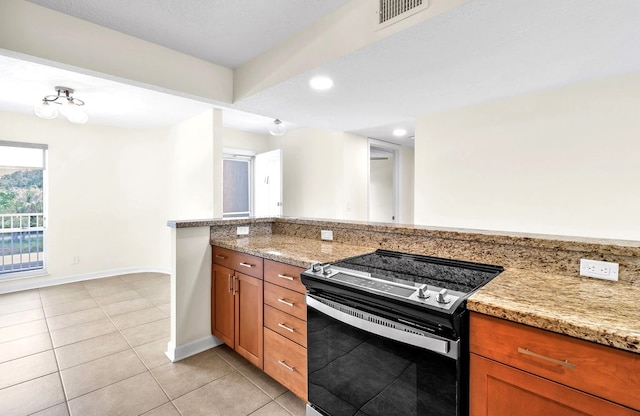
311 263 321 273
417 284 429 299
321 264 332 275
436 289 449 303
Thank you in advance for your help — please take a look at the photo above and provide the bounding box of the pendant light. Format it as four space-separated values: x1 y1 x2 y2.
268 119 286 136
34 87 88 124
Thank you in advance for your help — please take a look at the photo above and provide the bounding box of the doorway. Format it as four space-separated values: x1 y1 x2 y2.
368 140 399 223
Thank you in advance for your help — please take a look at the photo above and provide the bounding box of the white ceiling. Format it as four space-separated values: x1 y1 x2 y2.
26 0 351 69
2 0 640 145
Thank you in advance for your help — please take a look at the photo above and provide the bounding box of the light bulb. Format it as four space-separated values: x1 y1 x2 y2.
269 119 286 136
59 100 77 117
309 76 334 91
67 109 88 124
34 101 58 119
392 128 407 137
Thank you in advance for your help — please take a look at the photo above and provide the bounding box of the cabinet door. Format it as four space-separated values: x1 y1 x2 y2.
212 264 235 347
470 354 640 416
235 272 264 369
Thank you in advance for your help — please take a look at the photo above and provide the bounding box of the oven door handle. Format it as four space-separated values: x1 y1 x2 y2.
306 295 459 359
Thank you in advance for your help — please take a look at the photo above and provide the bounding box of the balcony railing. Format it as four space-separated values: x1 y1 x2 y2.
0 213 44 275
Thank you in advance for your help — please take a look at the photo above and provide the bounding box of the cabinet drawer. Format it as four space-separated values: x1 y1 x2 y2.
264 282 306 321
264 260 305 294
470 354 640 416
264 305 307 347
213 246 263 279
264 328 307 401
470 312 640 411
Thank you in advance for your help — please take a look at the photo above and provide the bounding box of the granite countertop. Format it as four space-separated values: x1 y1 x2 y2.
212 234 374 268
211 234 640 354
467 268 640 353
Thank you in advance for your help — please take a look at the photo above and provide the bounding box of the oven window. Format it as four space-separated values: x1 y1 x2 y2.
307 306 458 416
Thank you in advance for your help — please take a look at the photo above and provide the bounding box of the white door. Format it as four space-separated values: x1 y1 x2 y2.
254 149 282 217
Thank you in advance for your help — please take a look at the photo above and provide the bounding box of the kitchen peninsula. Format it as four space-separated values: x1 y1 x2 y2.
166 217 640 410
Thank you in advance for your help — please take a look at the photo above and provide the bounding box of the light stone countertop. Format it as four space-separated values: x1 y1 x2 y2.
212 234 640 354
212 234 374 268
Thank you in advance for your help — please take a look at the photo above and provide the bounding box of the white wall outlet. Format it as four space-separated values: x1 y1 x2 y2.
236 226 249 236
72 255 80 265
321 230 334 241
580 259 619 281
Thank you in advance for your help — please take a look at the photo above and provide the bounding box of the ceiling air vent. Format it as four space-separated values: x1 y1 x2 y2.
377 0 429 29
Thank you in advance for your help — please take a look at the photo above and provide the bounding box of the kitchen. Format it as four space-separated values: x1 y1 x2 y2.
1 0 639 415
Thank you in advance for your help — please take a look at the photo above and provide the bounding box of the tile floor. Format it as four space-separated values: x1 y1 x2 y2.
0 273 306 416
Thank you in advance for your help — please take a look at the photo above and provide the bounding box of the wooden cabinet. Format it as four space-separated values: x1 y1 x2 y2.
212 247 264 369
263 259 308 401
469 312 640 416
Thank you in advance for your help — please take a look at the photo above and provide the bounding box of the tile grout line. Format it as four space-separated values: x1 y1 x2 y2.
37 286 72 416
42 275 171 414
87 277 174 412
212 348 296 416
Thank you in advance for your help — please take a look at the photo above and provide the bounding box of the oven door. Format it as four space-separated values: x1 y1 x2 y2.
306 294 462 416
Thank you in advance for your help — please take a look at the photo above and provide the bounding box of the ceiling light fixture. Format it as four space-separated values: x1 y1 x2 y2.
268 119 286 136
309 76 334 91
392 128 407 137
34 86 88 124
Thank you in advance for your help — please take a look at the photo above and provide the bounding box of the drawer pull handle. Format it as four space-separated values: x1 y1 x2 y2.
215 254 226 259
239 262 253 268
277 274 294 281
277 298 295 307
517 347 576 369
277 322 295 333
278 360 295 372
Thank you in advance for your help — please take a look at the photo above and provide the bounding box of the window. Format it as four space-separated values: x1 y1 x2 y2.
0 141 47 277
222 148 283 219
223 156 252 218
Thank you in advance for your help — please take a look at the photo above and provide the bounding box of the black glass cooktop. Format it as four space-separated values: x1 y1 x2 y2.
332 249 503 294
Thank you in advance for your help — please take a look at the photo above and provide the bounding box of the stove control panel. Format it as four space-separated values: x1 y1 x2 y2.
305 263 460 310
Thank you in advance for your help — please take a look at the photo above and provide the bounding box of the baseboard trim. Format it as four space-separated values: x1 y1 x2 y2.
165 335 223 362
0 266 170 294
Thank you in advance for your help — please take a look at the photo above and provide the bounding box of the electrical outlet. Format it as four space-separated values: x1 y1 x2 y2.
236 226 249 236
321 230 334 241
580 259 619 281
72 256 80 265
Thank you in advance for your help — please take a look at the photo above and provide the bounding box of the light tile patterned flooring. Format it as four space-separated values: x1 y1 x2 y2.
0 273 305 416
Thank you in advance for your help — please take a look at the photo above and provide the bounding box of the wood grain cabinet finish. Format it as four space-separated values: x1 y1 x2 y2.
262 260 308 401
212 247 264 369
469 312 640 415
264 260 306 293
213 246 264 279
264 282 306 321
264 327 308 401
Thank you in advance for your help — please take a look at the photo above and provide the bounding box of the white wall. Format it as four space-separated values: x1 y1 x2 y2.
399 146 415 224
167 110 215 220
0 112 172 291
267 128 369 220
222 128 271 154
414 71 640 241
0 109 219 292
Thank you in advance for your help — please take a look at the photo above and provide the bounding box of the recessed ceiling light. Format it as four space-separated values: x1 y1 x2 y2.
309 76 334 91
392 128 407 137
